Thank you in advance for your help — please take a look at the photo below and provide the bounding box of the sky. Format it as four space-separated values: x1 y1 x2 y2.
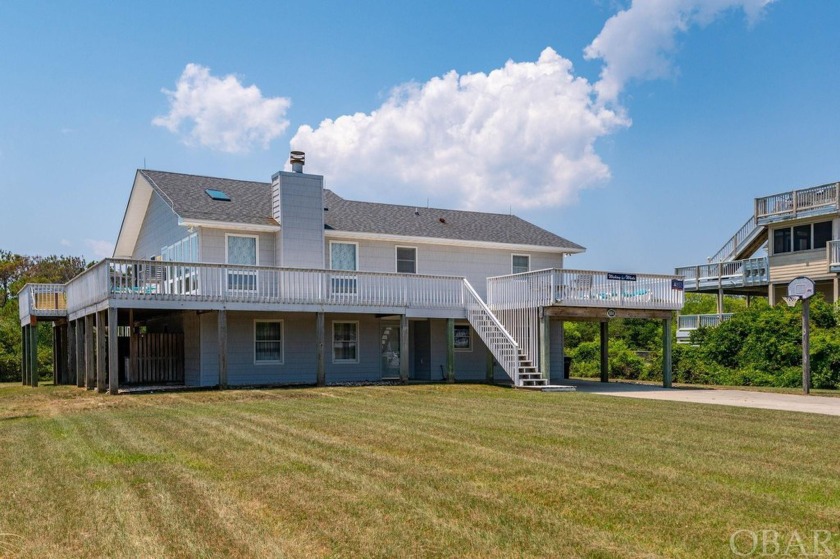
1 0 838 274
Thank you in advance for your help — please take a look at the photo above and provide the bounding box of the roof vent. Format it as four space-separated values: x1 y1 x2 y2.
290 151 305 173
438 217 446 224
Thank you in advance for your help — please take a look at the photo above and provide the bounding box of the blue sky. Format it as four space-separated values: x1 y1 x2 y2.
1 0 838 274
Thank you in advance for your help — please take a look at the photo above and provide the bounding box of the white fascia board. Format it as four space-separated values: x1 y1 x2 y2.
178 218 281 233
323 229 585 255
113 172 155 258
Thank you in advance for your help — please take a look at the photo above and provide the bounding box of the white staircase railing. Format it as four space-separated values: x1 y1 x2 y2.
708 215 759 263
462 279 521 386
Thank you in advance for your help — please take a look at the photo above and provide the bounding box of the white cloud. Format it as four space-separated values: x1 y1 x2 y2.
292 48 628 211
59 239 72 247
85 239 114 259
153 64 290 153
584 0 775 102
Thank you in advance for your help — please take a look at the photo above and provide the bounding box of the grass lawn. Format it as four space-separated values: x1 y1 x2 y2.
1 383 839 558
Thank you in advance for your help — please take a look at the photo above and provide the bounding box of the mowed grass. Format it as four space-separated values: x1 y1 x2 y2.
1 383 839 558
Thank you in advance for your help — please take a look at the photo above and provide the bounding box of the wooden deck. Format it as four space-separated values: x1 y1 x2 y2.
675 257 769 293
755 181 840 224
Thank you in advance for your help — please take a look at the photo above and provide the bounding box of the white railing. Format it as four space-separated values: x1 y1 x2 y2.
708 215 758 263
677 313 733 330
63 259 467 314
829 240 840 269
18 283 68 322
755 182 839 221
462 279 520 385
676 257 769 289
488 268 684 311
65 260 111 313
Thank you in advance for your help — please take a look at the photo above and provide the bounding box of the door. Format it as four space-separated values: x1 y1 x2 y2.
380 322 401 379
412 321 431 381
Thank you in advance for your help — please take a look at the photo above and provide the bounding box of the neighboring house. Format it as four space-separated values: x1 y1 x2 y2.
19 152 684 392
675 180 840 342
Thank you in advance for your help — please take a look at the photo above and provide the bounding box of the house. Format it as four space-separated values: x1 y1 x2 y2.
675 180 840 342
19 152 684 392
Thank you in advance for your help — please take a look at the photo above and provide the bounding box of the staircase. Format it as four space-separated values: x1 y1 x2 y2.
708 215 766 264
516 350 547 387
462 279 548 387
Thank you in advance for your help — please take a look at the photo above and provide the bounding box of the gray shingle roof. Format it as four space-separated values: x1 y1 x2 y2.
323 191 583 250
138 169 583 251
139 170 277 227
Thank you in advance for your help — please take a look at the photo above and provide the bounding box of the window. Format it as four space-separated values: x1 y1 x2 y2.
333 321 359 363
396 246 417 274
453 324 472 351
512 254 530 274
254 321 283 364
774 228 791 254
226 235 258 291
330 242 357 271
205 189 231 201
330 242 358 296
814 221 832 249
773 221 832 255
793 224 811 251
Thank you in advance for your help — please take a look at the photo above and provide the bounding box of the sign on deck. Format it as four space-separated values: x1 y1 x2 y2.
608 273 637 282
788 276 815 300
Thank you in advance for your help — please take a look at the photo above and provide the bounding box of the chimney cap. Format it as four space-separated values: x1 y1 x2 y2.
290 151 305 172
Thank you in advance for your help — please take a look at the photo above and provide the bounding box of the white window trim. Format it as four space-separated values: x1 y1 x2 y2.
224 233 260 266
395 245 418 274
511 254 530 274
332 320 360 364
254 319 284 365
454 322 472 352
329 240 359 271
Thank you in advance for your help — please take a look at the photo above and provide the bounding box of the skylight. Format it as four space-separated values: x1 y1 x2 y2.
205 188 231 201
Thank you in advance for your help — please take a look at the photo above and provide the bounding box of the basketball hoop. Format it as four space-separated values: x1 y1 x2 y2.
783 295 799 307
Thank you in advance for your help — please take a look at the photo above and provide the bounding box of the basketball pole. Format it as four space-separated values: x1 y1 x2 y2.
802 297 811 395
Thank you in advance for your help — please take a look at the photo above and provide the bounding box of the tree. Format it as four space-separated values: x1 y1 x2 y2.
0 251 88 382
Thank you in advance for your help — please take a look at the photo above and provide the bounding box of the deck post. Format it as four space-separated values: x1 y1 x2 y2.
218 310 228 389
399 314 409 383
128 309 137 384
75 319 85 388
29 322 39 387
539 312 550 383
85 314 95 390
108 307 119 395
21 326 28 386
768 283 776 306
599 321 609 383
96 310 106 393
316 312 325 386
446 318 455 383
67 321 76 386
662 317 673 388
52 323 59 384
834 277 839 303
717 287 724 316
558 321 567 380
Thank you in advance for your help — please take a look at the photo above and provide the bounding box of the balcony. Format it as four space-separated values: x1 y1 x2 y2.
486 268 684 312
17 284 68 324
755 182 840 225
829 240 840 273
58 258 467 318
675 257 769 292
676 313 733 343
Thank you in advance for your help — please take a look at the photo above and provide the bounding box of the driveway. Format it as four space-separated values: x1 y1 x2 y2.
565 379 840 417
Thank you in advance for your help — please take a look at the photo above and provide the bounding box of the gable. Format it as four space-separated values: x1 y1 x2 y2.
113 172 156 258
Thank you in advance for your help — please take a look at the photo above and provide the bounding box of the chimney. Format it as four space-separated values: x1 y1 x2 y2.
290 150 305 173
